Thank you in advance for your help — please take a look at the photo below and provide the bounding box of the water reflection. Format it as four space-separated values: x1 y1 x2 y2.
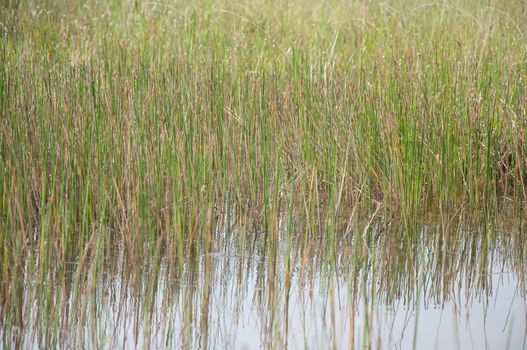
2 221 526 349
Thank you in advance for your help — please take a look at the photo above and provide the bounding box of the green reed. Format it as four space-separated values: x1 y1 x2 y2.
0 0 526 347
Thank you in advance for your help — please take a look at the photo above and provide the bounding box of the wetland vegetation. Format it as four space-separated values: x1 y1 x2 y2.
1 0 526 348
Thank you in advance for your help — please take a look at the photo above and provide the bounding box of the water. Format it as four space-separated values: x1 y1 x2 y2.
3 223 526 349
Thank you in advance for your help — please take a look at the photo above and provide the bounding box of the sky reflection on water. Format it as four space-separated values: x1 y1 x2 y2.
5 223 527 349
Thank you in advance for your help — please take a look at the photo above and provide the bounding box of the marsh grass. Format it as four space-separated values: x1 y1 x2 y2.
0 0 527 348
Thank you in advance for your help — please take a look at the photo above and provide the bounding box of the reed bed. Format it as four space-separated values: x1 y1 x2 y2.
1 0 526 348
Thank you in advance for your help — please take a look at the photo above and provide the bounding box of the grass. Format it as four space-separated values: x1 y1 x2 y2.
0 0 526 348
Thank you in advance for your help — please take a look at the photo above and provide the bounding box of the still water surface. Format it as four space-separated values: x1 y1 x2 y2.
5 222 527 349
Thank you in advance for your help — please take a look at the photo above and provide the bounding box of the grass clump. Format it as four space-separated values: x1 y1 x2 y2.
0 0 526 347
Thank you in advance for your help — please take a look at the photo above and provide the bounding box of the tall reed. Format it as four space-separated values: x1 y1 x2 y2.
0 0 526 347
